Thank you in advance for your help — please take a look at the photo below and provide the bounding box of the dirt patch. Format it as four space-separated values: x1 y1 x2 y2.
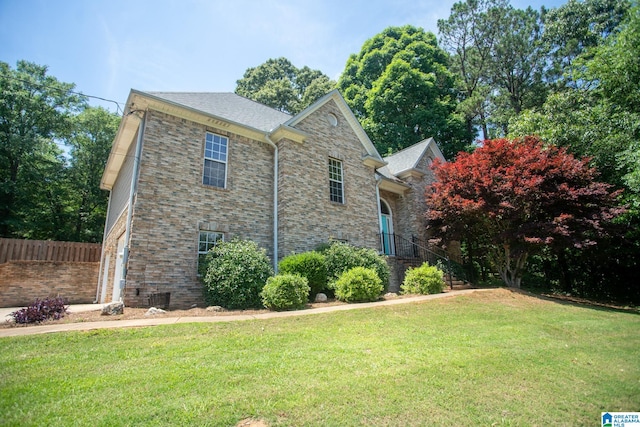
464 287 638 312
236 419 268 427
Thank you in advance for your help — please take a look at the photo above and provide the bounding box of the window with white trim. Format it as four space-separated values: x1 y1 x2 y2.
203 132 228 188
328 158 344 204
198 231 224 274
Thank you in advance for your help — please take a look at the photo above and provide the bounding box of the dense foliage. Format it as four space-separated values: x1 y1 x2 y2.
235 57 335 114
0 60 119 242
278 251 328 300
506 2 639 302
10 297 69 324
202 238 274 309
323 242 389 291
427 136 623 288
401 263 446 295
333 267 383 303
438 0 630 139
261 274 310 311
338 25 471 158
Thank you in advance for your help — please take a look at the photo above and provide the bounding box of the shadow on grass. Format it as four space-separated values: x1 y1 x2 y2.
509 286 640 315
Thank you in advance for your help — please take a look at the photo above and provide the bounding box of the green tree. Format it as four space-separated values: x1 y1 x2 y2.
488 6 547 135
338 25 472 158
65 107 120 242
0 60 85 238
510 5 640 195
235 57 335 114
591 5 640 196
438 0 508 140
542 0 630 88
508 5 640 302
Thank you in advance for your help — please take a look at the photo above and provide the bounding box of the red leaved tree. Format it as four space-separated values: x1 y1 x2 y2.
426 136 623 288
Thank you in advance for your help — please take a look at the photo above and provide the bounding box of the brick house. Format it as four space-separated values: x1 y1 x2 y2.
97 89 445 308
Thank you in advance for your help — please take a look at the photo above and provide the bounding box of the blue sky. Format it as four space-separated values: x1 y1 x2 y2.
1 0 566 113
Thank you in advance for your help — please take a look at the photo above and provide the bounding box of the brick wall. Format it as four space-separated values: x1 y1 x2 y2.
0 261 99 307
114 111 275 308
278 99 380 255
102 101 386 309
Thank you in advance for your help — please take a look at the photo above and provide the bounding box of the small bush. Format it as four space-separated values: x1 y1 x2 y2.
261 274 310 311
10 297 69 324
278 252 327 299
401 263 446 295
324 242 389 290
333 267 383 303
202 238 274 309
314 241 333 253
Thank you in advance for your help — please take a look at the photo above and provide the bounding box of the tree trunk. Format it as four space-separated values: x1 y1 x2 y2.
480 110 489 141
557 249 573 293
494 245 528 288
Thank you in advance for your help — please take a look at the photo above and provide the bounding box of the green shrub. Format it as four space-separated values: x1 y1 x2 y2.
202 238 274 309
324 242 389 290
314 241 333 253
278 252 327 299
261 274 310 311
401 263 446 295
333 267 383 303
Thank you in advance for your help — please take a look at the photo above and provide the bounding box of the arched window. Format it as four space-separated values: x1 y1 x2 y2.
380 199 391 216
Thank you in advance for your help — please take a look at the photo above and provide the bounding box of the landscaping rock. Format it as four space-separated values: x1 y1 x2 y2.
145 307 166 316
314 293 328 303
384 292 398 299
101 302 124 316
206 305 225 312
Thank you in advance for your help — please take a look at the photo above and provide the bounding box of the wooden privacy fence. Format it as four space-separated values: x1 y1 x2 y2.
0 238 102 263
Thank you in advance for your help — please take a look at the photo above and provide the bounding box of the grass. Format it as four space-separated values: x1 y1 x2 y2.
0 289 638 426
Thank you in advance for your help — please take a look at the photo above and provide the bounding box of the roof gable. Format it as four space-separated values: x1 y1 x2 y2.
382 137 444 176
287 90 385 166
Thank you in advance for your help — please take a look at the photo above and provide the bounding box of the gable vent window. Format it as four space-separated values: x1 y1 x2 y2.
203 132 228 188
328 158 344 204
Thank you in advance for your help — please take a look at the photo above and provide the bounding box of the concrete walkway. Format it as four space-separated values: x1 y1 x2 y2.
0 288 491 338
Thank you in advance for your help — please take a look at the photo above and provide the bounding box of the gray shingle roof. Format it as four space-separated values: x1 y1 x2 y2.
143 92 292 132
382 137 434 175
376 166 403 181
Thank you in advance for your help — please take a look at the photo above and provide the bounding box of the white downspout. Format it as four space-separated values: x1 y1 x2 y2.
375 176 383 252
94 190 113 303
120 111 146 300
264 133 278 273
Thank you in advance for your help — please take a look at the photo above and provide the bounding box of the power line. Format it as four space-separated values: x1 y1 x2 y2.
1 73 126 115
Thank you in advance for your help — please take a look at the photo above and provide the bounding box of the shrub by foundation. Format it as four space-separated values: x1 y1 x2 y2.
323 242 389 291
10 297 69 324
278 252 327 300
261 274 310 311
333 267 383 303
202 238 273 309
401 263 446 295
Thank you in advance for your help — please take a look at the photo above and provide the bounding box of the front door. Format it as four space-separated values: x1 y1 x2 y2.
380 199 395 255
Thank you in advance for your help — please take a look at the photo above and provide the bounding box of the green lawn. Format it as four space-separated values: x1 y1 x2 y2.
1 289 638 426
